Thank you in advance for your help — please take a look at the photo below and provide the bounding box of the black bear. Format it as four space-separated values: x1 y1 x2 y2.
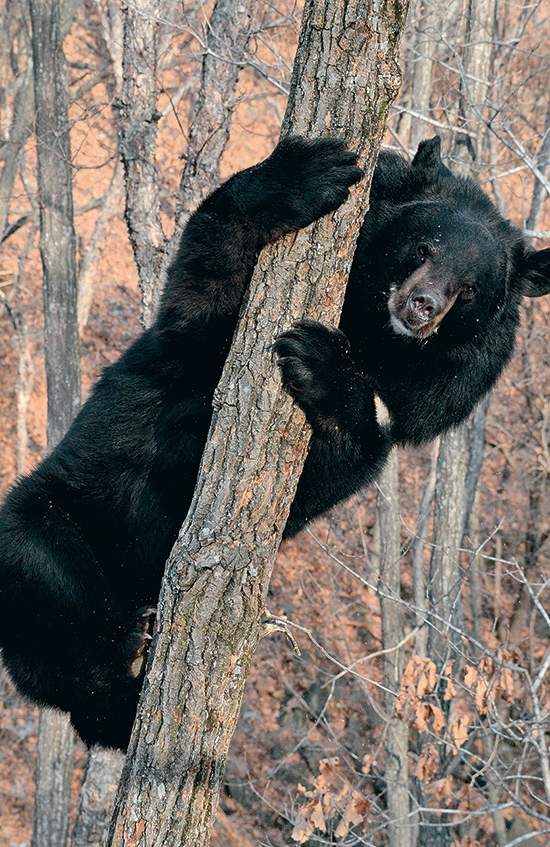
0 137 548 749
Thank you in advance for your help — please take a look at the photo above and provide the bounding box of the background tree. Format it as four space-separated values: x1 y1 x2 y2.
27 1 80 845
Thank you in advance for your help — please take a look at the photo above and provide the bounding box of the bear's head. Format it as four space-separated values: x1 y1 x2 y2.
353 137 550 345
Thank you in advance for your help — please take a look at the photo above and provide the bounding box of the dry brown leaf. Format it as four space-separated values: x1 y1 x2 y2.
417 659 437 698
416 744 439 782
309 800 326 833
317 757 348 816
497 667 515 701
291 808 314 844
317 757 340 791
430 775 454 806
361 753 376 775
474 678 489 714
443 662 457 701
463 664 478 690
291 799 326 844
334 790 368 838
444 678 457 701
429 704 445 736
479 656 494 676
401 656 438 703
449 713 472 749
415 702 431 732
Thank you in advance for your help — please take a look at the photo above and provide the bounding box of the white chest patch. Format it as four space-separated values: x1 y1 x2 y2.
374 395 390 425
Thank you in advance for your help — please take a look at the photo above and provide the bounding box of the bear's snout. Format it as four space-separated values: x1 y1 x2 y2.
408 289 439 322
388 261 460 339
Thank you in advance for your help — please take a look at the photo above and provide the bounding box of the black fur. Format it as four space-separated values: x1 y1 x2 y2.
0 136 548 749
279 138 550 531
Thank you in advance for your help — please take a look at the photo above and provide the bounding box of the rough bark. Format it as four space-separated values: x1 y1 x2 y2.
118 0 257 325
423 424 469 847
428 424 467 668
377 453 411 847
29 1 81 845
71 750 124 847
106 1 408 844
453 0 496 174
10 224 36 475
0 0 78 240
422 11 497 840
0 65 34 240
118 0 166 325
462 394 490 537
431 0 496 663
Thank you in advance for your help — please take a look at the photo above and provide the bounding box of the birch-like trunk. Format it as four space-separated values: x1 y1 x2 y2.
107 1 409 844
423 4 497 843
378 452 411 847
28 1 81 845
117 0 166 325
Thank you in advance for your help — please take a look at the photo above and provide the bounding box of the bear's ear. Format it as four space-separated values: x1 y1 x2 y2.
411 137 451 179
520 247 550 297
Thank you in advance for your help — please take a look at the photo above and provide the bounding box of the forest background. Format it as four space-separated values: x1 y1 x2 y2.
0 1 548 845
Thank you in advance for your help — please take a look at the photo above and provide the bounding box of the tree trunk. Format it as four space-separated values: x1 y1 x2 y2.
428 424 467 668
421 9 497 843
106 1 408 844
408 1 441 150
412 440 438 659
462 395 490 538
29 1 81 843
118 0 166 325
71 750 124 847
453 0 496 175
525 96 550 239
378 452 411 847
169 0 256 252
0 0 78 240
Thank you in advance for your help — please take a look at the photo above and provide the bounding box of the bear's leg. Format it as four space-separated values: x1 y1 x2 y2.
69 671 142 750
158 137 363 330
0 503 146 748
274 320 392 535
69 618 150 749
4 602 148 749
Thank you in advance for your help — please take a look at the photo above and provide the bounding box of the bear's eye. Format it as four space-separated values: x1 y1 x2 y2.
417 242 432 261
461 285 477 301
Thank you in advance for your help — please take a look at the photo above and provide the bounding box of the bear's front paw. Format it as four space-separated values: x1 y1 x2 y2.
273 320 355 428
266 136 363 227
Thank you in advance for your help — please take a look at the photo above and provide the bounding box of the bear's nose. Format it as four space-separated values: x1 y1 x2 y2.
409 291 437 319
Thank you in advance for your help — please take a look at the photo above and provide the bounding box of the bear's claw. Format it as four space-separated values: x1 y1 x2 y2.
128 606 157 679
